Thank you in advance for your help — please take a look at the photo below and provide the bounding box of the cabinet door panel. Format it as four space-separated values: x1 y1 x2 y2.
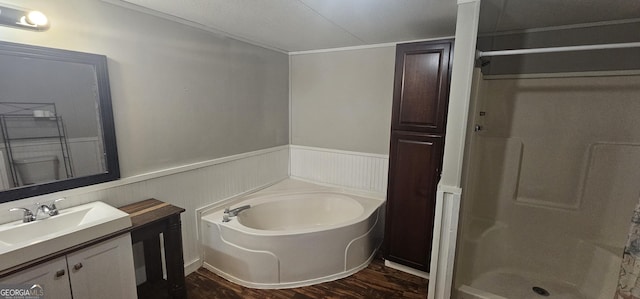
392 41 452 133
67 234 137 299
0 257 72 299
384 132 443 271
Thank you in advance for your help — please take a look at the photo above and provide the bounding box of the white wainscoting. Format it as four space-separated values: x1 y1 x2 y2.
0 145 290 275
289 145 389 195
0 144 389 275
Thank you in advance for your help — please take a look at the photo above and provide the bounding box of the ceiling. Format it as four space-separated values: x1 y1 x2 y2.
113 0 458 52
479 0 640 34
111 0 640 53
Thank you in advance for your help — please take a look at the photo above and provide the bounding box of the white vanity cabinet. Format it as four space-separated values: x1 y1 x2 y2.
66 234 137 299
0 257 72 299
0 234 137 299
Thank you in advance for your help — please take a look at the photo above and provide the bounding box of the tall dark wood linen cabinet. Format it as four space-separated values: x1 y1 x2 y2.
383 40 453 272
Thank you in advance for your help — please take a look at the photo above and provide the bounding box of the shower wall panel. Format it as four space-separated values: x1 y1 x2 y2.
455 74 640 296
467 74 640 248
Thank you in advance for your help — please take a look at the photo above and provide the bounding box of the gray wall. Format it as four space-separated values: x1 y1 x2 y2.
290 46 395 155
0 0 289 177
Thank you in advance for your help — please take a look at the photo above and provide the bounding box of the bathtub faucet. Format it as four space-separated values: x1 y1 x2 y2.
223 205 251 222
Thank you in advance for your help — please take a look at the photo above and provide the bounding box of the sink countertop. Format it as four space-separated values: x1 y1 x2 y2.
0 201 132 272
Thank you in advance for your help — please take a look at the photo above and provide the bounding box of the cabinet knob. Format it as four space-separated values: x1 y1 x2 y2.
55 269 66 278
73 263 83 271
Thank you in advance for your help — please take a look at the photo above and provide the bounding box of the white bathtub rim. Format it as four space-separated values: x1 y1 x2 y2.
212 206 378 238
204 190 383 211
236 194 365 231
197 178 384 221
231 190 383 208
198 177 385 222
203 192 384 236
202 245 379 289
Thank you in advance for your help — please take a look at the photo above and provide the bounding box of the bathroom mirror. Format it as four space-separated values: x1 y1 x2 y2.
0 41 119 203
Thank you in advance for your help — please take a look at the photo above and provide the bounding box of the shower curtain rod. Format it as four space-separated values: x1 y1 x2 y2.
476 41 640 58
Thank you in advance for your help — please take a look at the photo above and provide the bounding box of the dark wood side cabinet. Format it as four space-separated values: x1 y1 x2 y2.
119 199 187 299
383 39 453 272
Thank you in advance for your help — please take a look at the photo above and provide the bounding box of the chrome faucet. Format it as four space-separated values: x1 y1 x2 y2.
9 207 36 223
36 198 64 219
37 205 55 218
8 199 64 223
222 205 251 222
224 205 251 217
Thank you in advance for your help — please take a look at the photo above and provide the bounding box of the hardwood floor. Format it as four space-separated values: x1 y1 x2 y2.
186 256 428 298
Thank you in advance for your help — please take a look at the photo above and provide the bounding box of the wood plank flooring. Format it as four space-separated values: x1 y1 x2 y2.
186 256 428 299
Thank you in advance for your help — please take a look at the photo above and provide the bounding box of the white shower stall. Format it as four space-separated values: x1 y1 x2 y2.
455 36 640 298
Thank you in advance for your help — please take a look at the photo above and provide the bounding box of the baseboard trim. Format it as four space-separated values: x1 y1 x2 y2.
384 260 430 279
184 258 201 276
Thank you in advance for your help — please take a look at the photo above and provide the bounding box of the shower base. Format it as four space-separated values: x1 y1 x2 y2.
456 220 621 299
459 269 585 299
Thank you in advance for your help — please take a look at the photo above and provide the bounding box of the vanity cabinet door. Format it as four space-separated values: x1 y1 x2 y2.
0 257 72 299
66 234 137 299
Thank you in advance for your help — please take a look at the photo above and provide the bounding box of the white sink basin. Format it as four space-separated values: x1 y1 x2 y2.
0 201 131 271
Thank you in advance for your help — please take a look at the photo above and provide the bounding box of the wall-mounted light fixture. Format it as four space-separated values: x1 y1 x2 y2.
0 5 49 31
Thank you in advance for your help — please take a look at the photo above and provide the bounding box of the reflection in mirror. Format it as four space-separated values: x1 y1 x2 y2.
0 41 119 203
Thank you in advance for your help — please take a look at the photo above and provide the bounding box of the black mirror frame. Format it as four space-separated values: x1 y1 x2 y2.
0 41 119 203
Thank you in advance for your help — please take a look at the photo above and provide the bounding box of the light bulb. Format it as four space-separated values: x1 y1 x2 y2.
26 10 47 26
0 5 49 31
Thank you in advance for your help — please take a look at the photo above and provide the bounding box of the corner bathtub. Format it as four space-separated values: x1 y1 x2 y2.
201 179 385 289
